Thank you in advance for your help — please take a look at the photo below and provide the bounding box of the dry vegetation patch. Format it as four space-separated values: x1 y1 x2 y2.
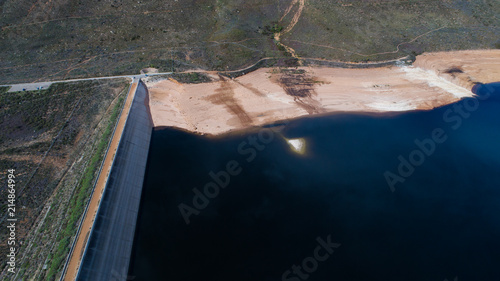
0 79 128 280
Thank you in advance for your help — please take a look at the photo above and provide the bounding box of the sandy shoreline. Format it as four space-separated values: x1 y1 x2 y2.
146 50 500 136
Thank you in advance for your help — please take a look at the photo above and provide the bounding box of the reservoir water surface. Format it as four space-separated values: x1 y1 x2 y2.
129 83 500 281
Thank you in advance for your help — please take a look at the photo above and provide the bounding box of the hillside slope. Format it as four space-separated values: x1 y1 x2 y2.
1 0 498 83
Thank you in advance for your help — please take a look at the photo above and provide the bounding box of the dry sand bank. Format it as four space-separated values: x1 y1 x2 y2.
146 50 500 135
413 49 500 90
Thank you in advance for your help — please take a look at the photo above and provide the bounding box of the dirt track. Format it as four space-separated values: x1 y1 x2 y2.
275 0 305 58
63 81 138 281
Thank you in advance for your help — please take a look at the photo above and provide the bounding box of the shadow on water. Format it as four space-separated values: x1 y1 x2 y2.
129 83 500 281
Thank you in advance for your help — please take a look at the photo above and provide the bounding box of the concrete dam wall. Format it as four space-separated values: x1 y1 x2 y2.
76 81 152 281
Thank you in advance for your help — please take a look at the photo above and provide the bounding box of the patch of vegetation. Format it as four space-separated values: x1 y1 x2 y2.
0 79 128 279
1 141 51 155
282 68 306 75
0 83 85 142
260 22 284 36
171 72 212 84
45 92 126 281
0 86 10 94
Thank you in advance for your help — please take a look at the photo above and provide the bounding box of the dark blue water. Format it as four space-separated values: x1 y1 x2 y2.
129 83 500 281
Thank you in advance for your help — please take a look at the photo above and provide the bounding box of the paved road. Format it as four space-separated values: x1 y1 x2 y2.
0 72 172 92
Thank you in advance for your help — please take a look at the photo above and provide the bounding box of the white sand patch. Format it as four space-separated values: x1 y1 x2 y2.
366 101 416 111
401 66 473 98
266 91 295 104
